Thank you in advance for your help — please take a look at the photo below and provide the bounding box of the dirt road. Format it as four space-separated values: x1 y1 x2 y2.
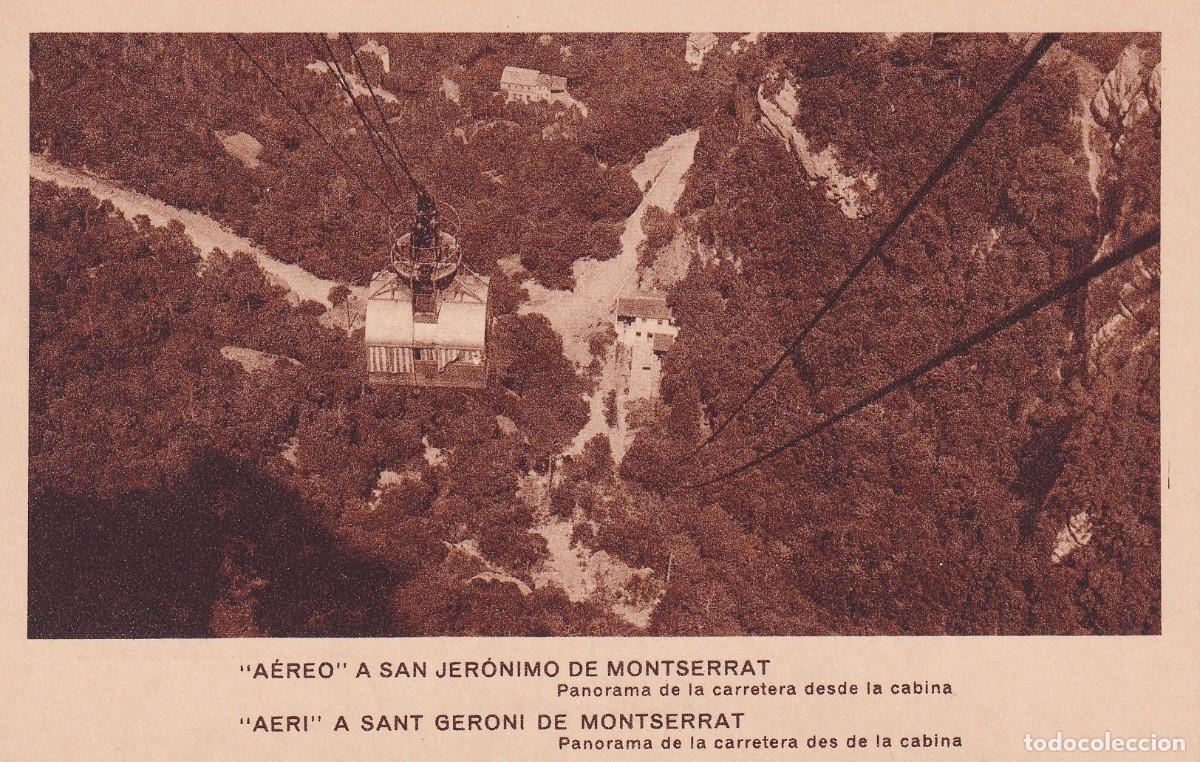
523 131 700 628
31 155 364 311
522 130 699 464
521 130 700 369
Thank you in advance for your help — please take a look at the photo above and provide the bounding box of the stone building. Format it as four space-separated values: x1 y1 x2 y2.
500 65 569 104
615 291 678 400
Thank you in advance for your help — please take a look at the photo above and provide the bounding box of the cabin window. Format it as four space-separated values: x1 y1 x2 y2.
369 346 413 374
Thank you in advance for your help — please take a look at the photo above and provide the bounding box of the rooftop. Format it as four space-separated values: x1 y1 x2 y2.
501 66 540 87
366 271 490 349
537 73 568 91
616 290 673 321
501 65 567 92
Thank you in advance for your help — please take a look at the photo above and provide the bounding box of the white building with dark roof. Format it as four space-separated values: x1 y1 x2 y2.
615 290 678 400
500 65 569 105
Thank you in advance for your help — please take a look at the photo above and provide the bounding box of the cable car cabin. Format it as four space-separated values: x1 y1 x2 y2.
365 224 491 389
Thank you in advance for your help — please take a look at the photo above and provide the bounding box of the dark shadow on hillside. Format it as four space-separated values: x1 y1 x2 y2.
28 452 397 638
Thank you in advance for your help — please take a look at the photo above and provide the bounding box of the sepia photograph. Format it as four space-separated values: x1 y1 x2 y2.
28 31 1161 639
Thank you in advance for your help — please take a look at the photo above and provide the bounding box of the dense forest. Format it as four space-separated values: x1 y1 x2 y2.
29 33 716 289
30 33 1159 637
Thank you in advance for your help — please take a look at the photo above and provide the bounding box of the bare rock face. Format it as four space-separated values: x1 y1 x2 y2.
496 415 520 437
1090 44 1159 154
731 32 762 53
1032 39 1161 569
215 130 263 168
1087 255 1159 381
1082 43 1161 383
685 32 717 69
220 345 301 372
441 75 461 105
1051 511 1093 564
757 75 878 219
1092 45 1146 126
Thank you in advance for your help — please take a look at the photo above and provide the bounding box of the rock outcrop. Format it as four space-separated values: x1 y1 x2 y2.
1044 40 1160 567
731 32 762 53
214 130 262 168
440 75 461 104
1091 46 1159 139
685 32 718 69
1081 43 1161 381
220 346 302 373
757 76 878 219
1051 511 1093 564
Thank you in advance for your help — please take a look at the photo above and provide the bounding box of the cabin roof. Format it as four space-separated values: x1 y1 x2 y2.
501 65 567 91
652 333 676 353
616 291 673 321
366 271 490 350
501 66 540 87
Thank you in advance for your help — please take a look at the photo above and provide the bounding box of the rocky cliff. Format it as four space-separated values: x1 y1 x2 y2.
1081 43 1161 383
757 75 878 219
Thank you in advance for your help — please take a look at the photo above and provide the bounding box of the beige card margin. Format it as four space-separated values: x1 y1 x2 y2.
2 1 1196 759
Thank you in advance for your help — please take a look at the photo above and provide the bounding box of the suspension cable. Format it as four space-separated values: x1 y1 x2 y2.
224 33 391 214
674 225 1159 492
305 33 408 210
343 33 426 198
677 33 1062 465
